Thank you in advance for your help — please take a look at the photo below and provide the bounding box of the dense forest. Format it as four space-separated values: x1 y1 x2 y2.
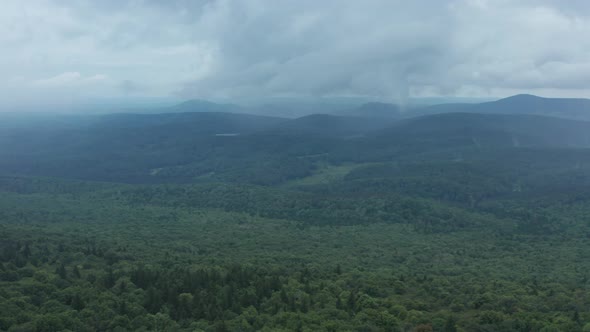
1 96 590 331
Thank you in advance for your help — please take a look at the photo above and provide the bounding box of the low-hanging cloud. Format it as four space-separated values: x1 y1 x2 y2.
33 72 107 87
1 0 590 108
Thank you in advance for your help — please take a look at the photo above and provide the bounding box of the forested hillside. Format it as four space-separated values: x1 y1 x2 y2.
1 105 590 331
353 94 590 121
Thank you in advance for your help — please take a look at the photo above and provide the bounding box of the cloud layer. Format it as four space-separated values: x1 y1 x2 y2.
1 0 590 107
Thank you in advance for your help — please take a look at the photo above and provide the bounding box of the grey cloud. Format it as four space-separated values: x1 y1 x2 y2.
1 0 590 108
179 0 453 101
176 0 590 99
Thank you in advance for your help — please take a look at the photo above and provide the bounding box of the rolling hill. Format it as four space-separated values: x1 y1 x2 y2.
345 94 590 121
374 112 590 149
165 99 243 114
473 94 590 120
3 108 590 185
415 94 590 120
343 102 404 118
266 113 398 137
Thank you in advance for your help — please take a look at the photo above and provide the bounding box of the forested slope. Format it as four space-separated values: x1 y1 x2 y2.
1 108 590 331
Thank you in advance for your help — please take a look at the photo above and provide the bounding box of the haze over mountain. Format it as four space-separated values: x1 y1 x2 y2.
473 94 590 120
373 112 590 149
3 100 590 184
165 100 243 114
345 94 590 121
57 93 587 121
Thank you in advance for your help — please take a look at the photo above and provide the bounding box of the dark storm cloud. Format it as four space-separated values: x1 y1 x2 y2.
1 0 590 107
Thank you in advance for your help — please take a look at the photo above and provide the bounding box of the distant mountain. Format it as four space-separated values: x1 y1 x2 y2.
420 94 590 121
240 96 372 118
166 99 243 113
372 112 590 151
413 103 473 116
269 114 397 137
252 101 361 118
473 94 590 120
344 102 403 118
3 107 590 185
163 99 363 118
131 94 590 121
346 101 481 119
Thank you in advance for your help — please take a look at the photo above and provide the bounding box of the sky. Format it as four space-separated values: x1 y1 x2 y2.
1 0 590 110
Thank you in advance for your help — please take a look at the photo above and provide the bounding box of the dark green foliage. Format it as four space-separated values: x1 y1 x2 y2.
0 175 589 331
1 110 590 330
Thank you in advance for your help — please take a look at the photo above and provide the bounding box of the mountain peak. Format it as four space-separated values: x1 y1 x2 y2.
500 94 545 101
176 99 219 107
345 102 401 118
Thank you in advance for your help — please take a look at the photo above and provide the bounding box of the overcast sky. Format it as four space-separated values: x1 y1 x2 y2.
1 0 590 108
